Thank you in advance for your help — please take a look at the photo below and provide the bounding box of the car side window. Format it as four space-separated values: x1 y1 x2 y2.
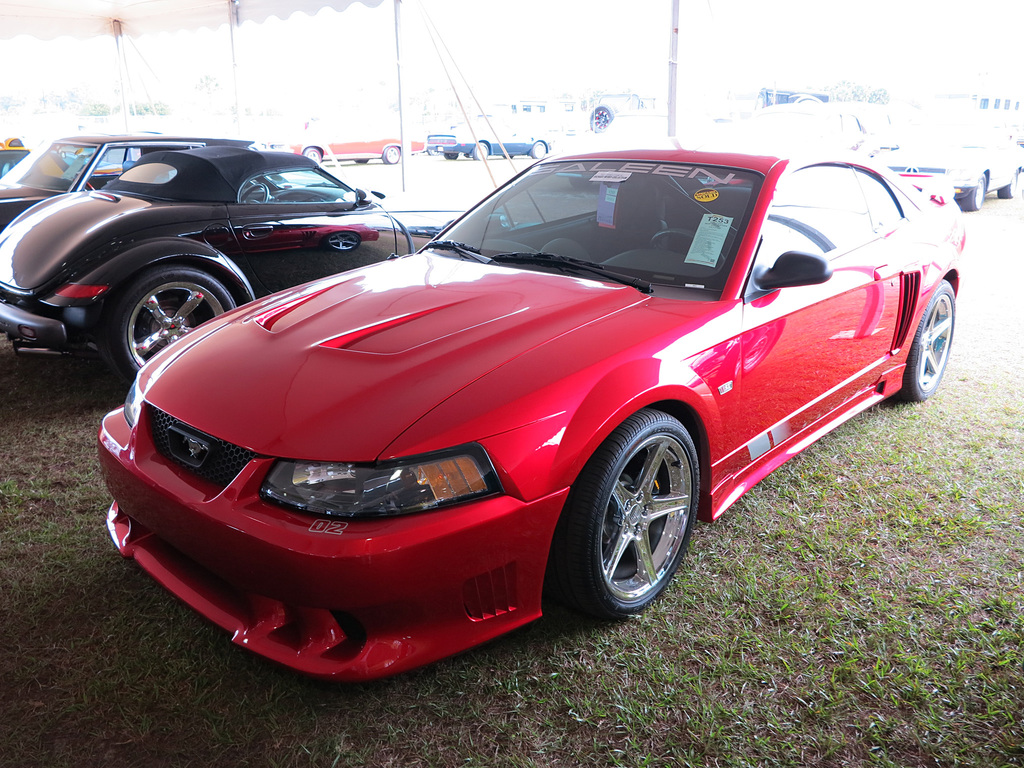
239 168 357 205
768 165 875 258
854 169 905 235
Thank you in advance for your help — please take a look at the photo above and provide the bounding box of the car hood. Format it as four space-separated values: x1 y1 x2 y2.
140 253 650 462
0 192 163 291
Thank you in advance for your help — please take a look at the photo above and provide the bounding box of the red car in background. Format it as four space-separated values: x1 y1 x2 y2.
99 147 963 681
290 136 426 165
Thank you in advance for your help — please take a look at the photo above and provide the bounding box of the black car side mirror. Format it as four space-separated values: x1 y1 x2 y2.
356 189 385 206
751 250 833 292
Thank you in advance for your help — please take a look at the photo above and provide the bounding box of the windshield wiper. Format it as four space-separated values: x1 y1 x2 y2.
491 252 653 294
425 240 489 263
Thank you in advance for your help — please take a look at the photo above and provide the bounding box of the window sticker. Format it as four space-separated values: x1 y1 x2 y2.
590 171 632 183
694 188 719 203
684 213 733 268
596 183 619 228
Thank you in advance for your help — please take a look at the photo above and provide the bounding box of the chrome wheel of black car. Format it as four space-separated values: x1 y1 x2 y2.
547 409 699 619
101 266 236 380
898 280 955 402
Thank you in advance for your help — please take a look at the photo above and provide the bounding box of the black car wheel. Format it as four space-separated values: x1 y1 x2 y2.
101 266 236 380
997 171 1019 200
898 280 955 403
590 105 614 133
959 176 986 212
547 409 699 619
443 152 459 160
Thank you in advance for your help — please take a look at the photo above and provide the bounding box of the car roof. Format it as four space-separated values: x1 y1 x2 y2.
103 146 321 203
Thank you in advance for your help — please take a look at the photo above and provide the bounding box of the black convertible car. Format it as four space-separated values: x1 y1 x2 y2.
0 134 254 230
0 146 412 379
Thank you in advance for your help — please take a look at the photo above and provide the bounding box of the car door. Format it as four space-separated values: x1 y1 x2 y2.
227 167 401 294
727 164 904 465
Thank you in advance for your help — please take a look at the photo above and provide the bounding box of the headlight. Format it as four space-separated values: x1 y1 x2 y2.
123 376 144 428
260 444 502 518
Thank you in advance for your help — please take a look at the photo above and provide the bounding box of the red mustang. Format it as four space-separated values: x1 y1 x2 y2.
99 148 963 681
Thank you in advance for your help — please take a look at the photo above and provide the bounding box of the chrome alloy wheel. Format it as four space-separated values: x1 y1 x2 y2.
917 289 954 393
126 280 227 368
601 434 694 603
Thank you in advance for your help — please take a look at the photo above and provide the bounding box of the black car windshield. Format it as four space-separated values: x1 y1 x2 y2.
0 142 98 192
439 159 762 298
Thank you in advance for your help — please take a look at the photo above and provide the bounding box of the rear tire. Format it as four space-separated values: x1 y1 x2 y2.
996 171 1019 199
897 280 955 402
546 409 699 619
472 142 489 161
302 147 323 163
382 146 401 165
100 266 236 381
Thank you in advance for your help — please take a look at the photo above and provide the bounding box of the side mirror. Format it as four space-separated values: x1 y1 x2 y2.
751 250 833 292
355 189 385 206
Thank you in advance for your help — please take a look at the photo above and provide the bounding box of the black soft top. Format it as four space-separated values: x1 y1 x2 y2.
104 146 321 203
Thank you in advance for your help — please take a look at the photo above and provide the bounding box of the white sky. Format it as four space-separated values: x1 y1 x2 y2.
1 0 1022 139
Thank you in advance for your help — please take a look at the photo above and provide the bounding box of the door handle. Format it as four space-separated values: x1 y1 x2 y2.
243 225 274 239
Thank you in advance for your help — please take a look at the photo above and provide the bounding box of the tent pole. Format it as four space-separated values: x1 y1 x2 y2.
228 0 242 134
113 19 130 132
667 0 679 137
394 0 407 192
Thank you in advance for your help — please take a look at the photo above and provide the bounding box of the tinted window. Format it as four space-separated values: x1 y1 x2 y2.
443 159 762 296
855 169 905 234
239 168 356 204
769 164 874 256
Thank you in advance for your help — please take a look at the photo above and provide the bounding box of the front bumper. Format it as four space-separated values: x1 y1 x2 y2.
98 406 567 681
0 300 68 347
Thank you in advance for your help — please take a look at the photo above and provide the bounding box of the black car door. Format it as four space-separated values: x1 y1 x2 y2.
227 167 401 294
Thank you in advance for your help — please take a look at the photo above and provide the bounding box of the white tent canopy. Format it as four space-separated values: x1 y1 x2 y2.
0 1 396 136
0 0 384 40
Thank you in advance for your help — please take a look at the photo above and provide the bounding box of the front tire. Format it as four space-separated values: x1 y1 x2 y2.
547 409 699 619
472 142 489 161
898 280 955 402
381 145 401 165
959 176 986 212
529 141 547 160
100 266 236 381
302 147 324 163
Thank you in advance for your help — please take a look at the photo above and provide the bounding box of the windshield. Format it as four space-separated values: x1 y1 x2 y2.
0 141 99 192
440 159 762 297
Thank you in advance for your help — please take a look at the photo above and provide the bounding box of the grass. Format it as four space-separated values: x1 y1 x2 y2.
1 198 1022 767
